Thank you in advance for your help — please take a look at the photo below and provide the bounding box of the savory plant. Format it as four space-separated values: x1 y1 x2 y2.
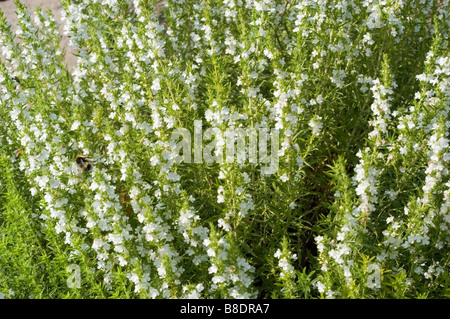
0 0 448 298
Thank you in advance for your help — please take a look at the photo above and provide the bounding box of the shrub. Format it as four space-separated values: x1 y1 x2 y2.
0 0 448 299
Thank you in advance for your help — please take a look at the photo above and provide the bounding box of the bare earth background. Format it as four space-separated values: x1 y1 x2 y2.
0 0 77 70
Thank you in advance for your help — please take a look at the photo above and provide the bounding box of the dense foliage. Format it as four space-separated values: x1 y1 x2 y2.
0 0 448 298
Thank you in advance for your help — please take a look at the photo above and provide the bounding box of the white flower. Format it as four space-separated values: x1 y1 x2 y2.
212 275 225 284
151 77 161 91
30 187 38 196
71 120 81 131
208 264 218 274
167 172 180 181
218 218 231 231
367 7 383 29
386 216 394 224
316 281 326 293
274 249 282 259
309 116 323 135
207 247 216 257
278 257 295 277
